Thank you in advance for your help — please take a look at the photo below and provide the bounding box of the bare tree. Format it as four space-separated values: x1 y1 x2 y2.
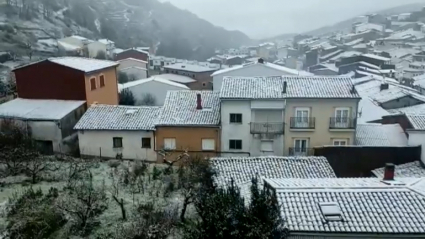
109 169 127 220
24 155 59 184
139 93 157 106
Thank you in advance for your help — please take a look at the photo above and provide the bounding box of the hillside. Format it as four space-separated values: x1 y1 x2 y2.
0 0 252 60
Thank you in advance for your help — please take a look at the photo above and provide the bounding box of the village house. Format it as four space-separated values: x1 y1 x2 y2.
74 105 160 161
155 91 220 163
115 48 149 62
355 123 408 146
0 98 86 154
12 57 120 105
163 62 219 90
120 76 189 106
156 73 196 89
211 58 313 92
219 76 360 156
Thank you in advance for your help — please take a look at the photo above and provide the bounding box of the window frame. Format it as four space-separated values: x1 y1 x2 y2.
113 137 123 148
260 140 273 152
164 138 176 150
99 74 105 87
229 139 242 150
229 113 243 124
294 138 309 151
202 139 215 151
333 139 348 146
142 137 151 148
90 77 97 91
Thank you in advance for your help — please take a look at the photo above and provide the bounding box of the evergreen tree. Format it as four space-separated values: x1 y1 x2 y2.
119 89 135 106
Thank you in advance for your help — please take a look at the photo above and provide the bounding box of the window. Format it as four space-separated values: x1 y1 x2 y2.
335 107 350 127
164 138 176 150
261 140 273 152
333 139 347 146
229 139 242 150
90 77 97 90
113 137 123 148
142 137 151 148
319 202 343 221
202 139 215 151
294 107 310 128
150 60 153 66
99 75 105 87
293 139 308 155
230 113 242 123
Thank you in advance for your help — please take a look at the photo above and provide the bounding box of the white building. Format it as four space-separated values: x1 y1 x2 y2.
0 98 86 154
211 59 313 92
87 39 116 58
118 58 148 70
74 105 160 161
120 66 148 80
406 114 425 164
121 76 189 106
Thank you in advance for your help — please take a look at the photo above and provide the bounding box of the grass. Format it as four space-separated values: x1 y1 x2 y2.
0 159 186 238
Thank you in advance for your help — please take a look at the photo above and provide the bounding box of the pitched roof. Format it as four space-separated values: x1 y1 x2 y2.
355 123 408 146
357 98 390 123
267 178 425 234
42 57 117 72
163 62 219 73
155 91 220 126
211 156 336 187
407 114 425 130
74 105 160 131
220 76 360 99
211 61 313 77
388 103 425 115
122 76 189 89
0 98 85 121
157 74 196 83
118 58 148 64
372 161 425 178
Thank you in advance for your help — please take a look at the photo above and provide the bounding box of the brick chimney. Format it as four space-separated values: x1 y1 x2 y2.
383 163 395 180
196 93 202 110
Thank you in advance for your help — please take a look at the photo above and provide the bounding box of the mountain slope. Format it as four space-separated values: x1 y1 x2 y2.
0 0 252 60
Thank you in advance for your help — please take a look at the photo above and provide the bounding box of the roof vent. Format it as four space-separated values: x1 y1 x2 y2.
319 202 343 221
126 109 137 115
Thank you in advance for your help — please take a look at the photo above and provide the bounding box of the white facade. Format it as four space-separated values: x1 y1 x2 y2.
78 130 156 161
87 41 107 58
122 77 189 106
118 58 148 70
120 67 148 80
220 100 285 157
408 130 425 165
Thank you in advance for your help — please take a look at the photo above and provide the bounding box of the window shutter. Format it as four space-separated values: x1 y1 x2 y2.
100 75 105 87
90 78 96 90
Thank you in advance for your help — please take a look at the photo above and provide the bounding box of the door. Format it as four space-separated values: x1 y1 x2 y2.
335 108 350 128
294 139 308 156
295 108 309 128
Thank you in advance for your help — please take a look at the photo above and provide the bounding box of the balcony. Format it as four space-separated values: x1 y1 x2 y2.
250 122 284 134
290 117 315 130
329 117 356 130
288 147 314 156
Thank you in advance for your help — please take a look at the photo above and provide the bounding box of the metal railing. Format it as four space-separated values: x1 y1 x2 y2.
289 117 315 129
288 147 314 156
329 117 356 129
250 122 285 134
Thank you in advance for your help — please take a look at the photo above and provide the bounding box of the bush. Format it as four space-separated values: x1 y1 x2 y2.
6 187 66 239
119 89 135 106
118 71 129 84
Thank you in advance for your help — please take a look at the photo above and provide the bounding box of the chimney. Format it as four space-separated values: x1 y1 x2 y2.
383 163 395 180
196 93 202 110
380 83 389 91
282 81 287 94
258 58 264 64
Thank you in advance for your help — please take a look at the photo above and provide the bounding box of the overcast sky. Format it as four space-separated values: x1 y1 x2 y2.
158 0 424 39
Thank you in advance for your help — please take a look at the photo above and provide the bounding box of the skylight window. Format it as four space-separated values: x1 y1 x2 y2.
319 202 343 221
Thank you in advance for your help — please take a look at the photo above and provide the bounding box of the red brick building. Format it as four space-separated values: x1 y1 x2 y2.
13 57 120 105
115 48 149 62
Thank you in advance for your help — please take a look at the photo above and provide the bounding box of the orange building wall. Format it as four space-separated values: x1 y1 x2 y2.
85 67 119 105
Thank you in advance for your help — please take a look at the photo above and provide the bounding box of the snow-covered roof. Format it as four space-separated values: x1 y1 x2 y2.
388 103 425 115
344 38 364 46
385 28 425 41
362 53 391 62
211 61 313 77
220 76 360 99
15 57 119 73
118 58 147 64
57 41 81 51
122 76 189 90
0 98 85 121
164 62 219 73
355 23 385 32
98 39 114 45
120 66 147 72
372 161 425 178
268 177 425 234
355 123 408 146
70 35 89 41
156 74 196 83
155 91 220 126
406 114 425 130
211 156 336 187
330 51 362 61
357 98 390 123
74 105 160 131
120 48 149 55
112 48 124 54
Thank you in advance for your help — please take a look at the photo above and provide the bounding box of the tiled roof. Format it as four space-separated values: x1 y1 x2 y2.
0 98 85 121
407 114 425 130
163 62 219 72
372 161 425 178
74 105 160 131
48 57 118 72
220 76 360 99
155 91 220 126
211 61 313 77
211 156 336 187
267 178 425 234
355 123 408 146
388 103 425 115
122 76 189 89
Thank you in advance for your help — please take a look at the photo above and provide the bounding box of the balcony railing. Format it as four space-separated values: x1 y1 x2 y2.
250 122 284 134
288 147 314 156
290 117 315 129
329 117 356 129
